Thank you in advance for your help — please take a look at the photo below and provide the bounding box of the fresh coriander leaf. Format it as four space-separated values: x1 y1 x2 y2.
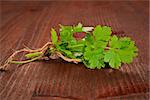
96 60 105 69
83 47 105 69
85 33 94 45
118 37 138 63
92 25 112 49
93 25 111 41
89 56 100 68
94 41 107 49
51 28 58 45
119 37 138 52
104 50 121 69
2 23 139 71
118 50 134 63
83 46 92 60
59 24 75 42
73 23 83 32
109 35 120 48
108 36 138 65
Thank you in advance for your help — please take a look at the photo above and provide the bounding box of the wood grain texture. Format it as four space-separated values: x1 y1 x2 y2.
0 1 149 100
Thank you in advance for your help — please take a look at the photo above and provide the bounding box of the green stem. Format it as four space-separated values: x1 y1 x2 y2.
25 52 42 59
67 44 84 49
9 56 42 64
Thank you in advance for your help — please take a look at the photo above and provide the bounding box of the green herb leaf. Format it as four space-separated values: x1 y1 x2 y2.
83 46 105 69
93 25 111 41
60 24 75 42
73 23 83 32
51 28 58 45
118 37 138 63
104 50 121 69
106 35 138 68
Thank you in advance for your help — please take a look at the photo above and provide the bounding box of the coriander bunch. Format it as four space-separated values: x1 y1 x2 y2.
0 23 138 71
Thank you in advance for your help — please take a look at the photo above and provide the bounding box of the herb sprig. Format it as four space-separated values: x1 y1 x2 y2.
0 23 138 70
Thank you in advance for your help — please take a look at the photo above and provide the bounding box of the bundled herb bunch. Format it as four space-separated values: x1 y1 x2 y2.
0 23 138 70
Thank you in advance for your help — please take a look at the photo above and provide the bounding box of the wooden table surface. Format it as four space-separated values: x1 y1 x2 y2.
0 1 149 100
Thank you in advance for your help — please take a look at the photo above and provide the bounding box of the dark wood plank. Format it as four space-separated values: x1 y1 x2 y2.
0 1 149 100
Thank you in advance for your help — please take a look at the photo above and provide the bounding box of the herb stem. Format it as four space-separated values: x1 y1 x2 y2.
67 44 84 49
9 56 42 64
